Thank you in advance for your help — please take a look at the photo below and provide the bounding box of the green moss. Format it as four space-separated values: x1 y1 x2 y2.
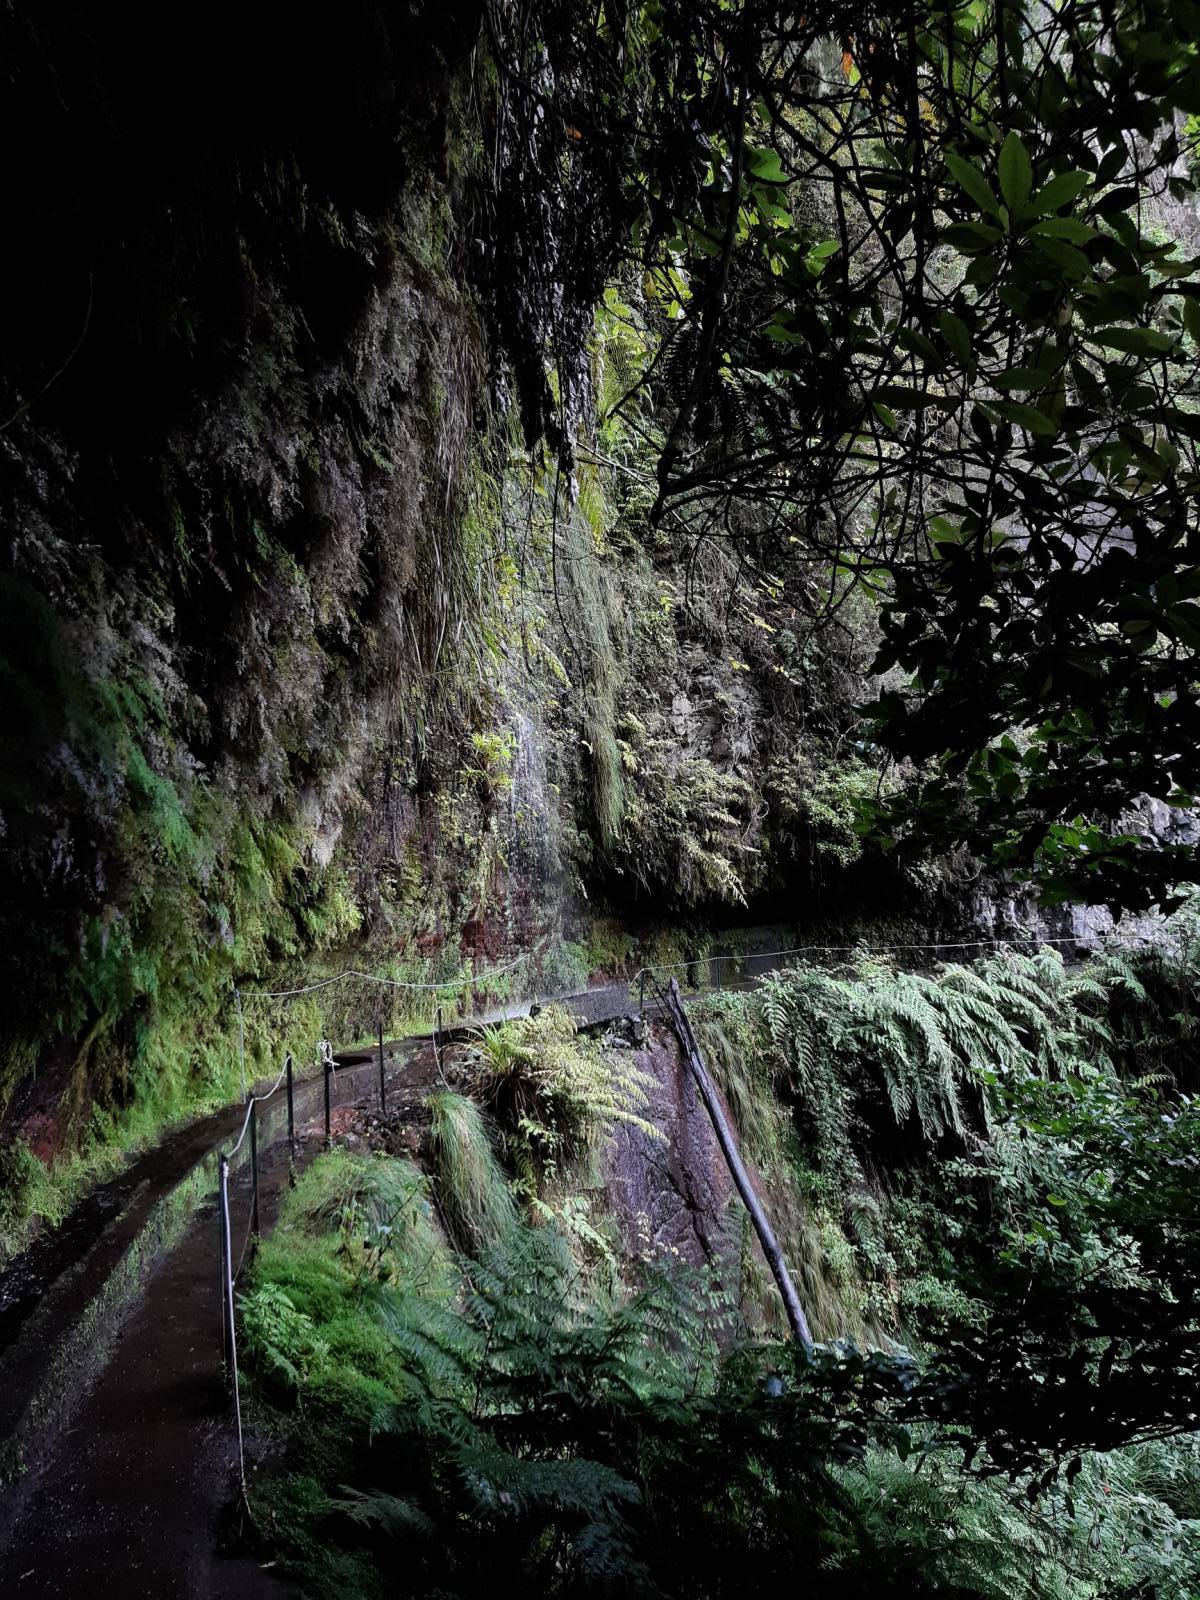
582 917 635 976
538 938 591 995
766 747 888 871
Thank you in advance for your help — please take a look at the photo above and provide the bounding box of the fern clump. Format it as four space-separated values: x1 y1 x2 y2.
688 928 1200 1351
477 1005 657 1194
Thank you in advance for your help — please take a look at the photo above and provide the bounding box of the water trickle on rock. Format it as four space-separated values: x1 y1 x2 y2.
507 710 555 921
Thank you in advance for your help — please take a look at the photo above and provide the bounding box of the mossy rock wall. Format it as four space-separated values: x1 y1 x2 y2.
0 1 501 1161
0 2 993 1216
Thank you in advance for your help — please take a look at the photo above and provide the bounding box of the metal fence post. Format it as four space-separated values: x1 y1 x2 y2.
378 1014 386 1115
286 1053 294 1156
324 1056 332 1148
249 1098 260 1242
218 1159 229 1368
638 968 646 1017
218 1154 233 1388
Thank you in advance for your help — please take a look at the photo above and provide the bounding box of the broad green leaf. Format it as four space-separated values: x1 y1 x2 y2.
994 400 1059 436
1029 235 1092 279
994 366 1054 392
942 221 1005 253
1097 184 1140 216
1092 325 1174 356
746 147 788 186
1030 171 1090 213
898 326 941 363
998 131 1034 210
928 515 961 542
753 196 791 224
938 311 972 366
944 150 1001 217
1029 217 1096 244
762 318 802 345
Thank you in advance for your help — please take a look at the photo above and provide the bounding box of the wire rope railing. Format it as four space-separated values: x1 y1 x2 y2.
628 933 1115 1015
211 924 1151 1499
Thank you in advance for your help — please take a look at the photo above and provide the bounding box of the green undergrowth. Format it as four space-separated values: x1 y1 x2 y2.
240 1146 721 1597
243 1126 1200 1599
474 1006 657 1198
427 1092 519 1249
690 900 1200 1348
0 964 330 1264
237 909 1200 1596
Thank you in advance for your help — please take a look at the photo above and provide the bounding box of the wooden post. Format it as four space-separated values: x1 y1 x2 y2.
661 978 813 1351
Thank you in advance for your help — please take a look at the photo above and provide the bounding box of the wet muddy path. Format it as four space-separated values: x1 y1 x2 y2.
0 1044 438 1596
0 974 696 1595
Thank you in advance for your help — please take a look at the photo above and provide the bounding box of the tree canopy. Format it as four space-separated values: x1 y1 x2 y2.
485 0 1200 907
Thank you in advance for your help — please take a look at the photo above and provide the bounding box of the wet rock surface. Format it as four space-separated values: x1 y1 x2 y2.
603 1024 739 1270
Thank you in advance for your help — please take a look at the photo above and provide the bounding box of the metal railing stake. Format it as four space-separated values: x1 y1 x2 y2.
218 1160 229 1368
249 1098 260 1242
378 1015 386 1115
218 1154 233 1387
285 1053 294 1157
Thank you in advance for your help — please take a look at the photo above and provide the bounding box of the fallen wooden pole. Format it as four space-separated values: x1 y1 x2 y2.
661 977 813 1352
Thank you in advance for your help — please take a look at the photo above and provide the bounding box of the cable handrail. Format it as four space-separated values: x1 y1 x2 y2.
629 932 1099 985
625 932 1150 1017
234 949 533 1002
223 1049 297 1159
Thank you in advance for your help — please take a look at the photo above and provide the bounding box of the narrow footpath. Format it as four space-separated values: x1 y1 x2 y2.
0 1043 441 1597
0 966 744 1595
3 1142 296 1598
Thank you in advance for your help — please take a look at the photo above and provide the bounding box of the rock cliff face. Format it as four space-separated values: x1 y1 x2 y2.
603 1029 740 1270
0 5 1010 1180
1 0 496 1150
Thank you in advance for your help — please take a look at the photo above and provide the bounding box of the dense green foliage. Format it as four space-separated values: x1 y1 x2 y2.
241 919 1200 1596
486 0 1200 906
693 906 1200 1470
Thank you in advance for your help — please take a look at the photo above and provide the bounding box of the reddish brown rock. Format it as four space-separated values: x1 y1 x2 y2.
603 1024 741 1270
